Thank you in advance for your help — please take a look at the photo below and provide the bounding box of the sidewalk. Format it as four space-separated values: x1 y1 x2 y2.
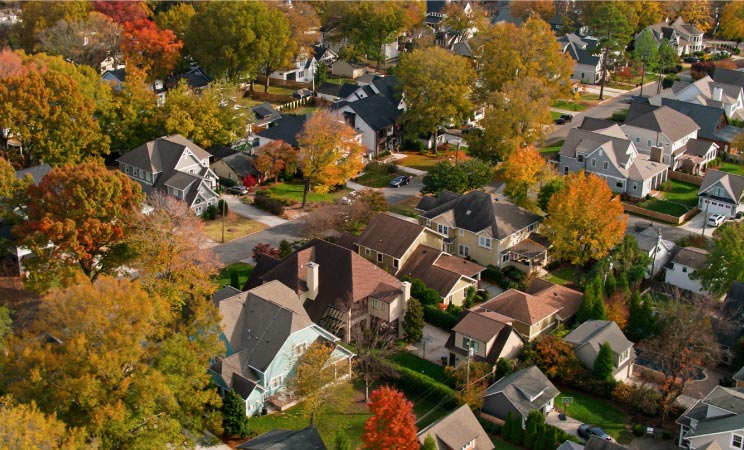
221 194 287 227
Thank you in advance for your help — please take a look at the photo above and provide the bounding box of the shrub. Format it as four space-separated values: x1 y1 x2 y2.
408 277 442 306
383 363 458 409
633 424 645 437
423 304 460 330
662 74 680 89
364 161 397 174
217 199 229 215
219 177 237 188
253 193 285 215
204 204 218 220
610 110 629 122
658 180 672 192
477 417 502 436
404 138 425 151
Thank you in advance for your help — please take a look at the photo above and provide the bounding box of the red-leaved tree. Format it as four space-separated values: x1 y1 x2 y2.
242 174 257 188
362 386 419 450
122 19 182 79
93 1 149 25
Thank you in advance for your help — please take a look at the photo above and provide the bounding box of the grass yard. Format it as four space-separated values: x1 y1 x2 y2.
324 77 357 85
492 437 524 450
389 196 422 218
635 180 699 217
545 267 574 286
539 140 564 155
266 180 349 204
717 161 744 177
550 111 563 121
604 82 636 91
634 198 690 216
217 262 255 289
391 351 451 385
355 171 397 188
557 390 632 444
580 93 601 102
396 151 470 171
203 215 267 243
551 99 588 112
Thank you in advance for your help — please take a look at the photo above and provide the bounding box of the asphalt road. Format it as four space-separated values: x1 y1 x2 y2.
213 220 305 265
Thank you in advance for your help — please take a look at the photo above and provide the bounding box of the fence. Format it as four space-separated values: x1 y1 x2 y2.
623 204 700 225
669 171 703 185
276 96 312 112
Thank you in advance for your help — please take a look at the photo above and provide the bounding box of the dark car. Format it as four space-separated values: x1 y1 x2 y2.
227 185 248 195
684 56 701 63
560 114 573 122
389 175 412 188
554 117 566 125
578 424 612 441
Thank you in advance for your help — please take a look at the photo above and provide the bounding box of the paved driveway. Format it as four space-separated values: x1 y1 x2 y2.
406 323 451 365
546 410 582 438
221 193 287 227
213 221 305 265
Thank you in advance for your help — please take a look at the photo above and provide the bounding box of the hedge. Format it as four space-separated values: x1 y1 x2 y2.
253 193 285 215
383 363 459 409
423 305 460 330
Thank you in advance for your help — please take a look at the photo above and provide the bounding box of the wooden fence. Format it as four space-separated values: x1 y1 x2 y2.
669 171 703 186
623 204 700 224
276 96 312 112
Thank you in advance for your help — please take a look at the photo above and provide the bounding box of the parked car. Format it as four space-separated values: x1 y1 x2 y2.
389 175 412 188
707 214 725 227
578 424 612 441
736 211 744 220
227 185 248 195
684 56 701 63
560 114 573 123
554 117 566 125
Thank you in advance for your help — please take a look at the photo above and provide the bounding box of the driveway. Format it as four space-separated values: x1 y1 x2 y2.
346 174 425 206
407 323 451 365
213 220 305 265
546 410 582 439
221 193 287 227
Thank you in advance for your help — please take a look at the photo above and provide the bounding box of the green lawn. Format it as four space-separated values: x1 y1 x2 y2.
492 437 524 450
718 161 744 177
545 267 574 286
389 196 422 218
391 351 451 385
557 390 632 444
635 180 699 217
265 180 348 204
551 111 563 121
355 171 397 188
540 140 564 155
397 151 467 171
551 99 587 112
216 262 254 289
580 93 601 102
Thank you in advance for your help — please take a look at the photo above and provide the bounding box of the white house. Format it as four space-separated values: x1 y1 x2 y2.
664 247 709 295
698 170 744 219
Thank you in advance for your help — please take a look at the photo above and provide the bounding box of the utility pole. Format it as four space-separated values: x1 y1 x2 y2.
221 198 226 243
599 29 610 100
465 344 474 388
701 193 711 237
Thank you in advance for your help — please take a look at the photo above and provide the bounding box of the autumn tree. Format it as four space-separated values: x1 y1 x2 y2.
252 243 281 261
0 71 109 167
692 221 744 296
544 172 626 267
719 2 744 49
441 2 487 35
500 146 547 207
12 1 90 52
402 297 424 343
529 334 584 383
254 140 298 183
289 341 353 425
14 162 144 292
590 3 633 100
605 291 630 330
397 46 475 153
638 300 720 423
122 19 183 80
297 110 364 204
353 321 397 402
510 0 556 21
275 2 320 53
679 0 713 34
253 5 296 93
340 2 406 70
38 11 121 68
445 360 492 410
92 0 149 25
362 386 419 450
0 276 223 448
631 1 664 31
421 159 493 195
154 2 196 40
0 396 87 449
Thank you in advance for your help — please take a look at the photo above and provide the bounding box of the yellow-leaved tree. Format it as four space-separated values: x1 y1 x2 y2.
500 145 548 208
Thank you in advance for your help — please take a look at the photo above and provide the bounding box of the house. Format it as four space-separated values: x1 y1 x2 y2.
698 170 744 219
210 151 257 185
166 64 212 90
664 247 710 295
651 75 744 121
116 135 219 215
557 33 603 84
475 280 583 342
254 115 309 148
621 105 718 173
417 191 547 272
331 60 367 79
563 320 635 381
661 98 744 155
733 366 744 388
102 68 127 92
482 366 559 427
638 17 703 56
355 213 485 306
251 103 282 132
677 385 744 449
236 426 327 450
446 307 524 367
311 44 338 66
270 54 316 83
316 82 360 102
625 223 676 278
559 119 669 198
417 404 495 450
209 282 354 417
713 68 744 89
244 239 411 341
14 163 51 185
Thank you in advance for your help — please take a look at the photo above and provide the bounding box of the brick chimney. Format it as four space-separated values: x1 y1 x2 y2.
306 262 319 300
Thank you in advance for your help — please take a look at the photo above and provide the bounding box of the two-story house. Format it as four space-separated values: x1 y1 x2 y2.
270 53 316 84
446 308 524 367
244 239 411 342
677 385 744 449
661 98 744 155
639 17 703 56
416 191 547 272
664 247 710 295
209 281 354 417
559 119 669 198
417 404 495 450
482 366 559 428
698 170 744 219
563 320 635 381
355 213 485 306
254 114 309 149
557 33 603 84
652 75 744 121
116 134 219 215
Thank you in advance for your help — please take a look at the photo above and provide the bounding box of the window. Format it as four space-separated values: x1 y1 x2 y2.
293 342 307 355
377 253 383 263
459 228 464 236
298 71 304 78
125 165 131 174
528 224 536 232
365 248 370 256
462 337 479 352
458 245 469 257
437 224 449 235
713 187 725 197
426 219 432 227
616 180 624 188
371 298 384 310
479 236 492 249
732 434 743 449
633 182 638 190
577 155 584 163
603 161 609 170
647 139 652 146
682 266 688 273
591 159 596 167
635 137 640 143
619 347 630 364
502 254 510 262
393 258 399 269
270 375 283 390
461 440 475 450
145 172 151 182
133 168 139 177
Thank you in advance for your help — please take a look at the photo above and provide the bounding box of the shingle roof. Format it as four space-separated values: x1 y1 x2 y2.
672 247 709 270
452 309 514 343
660 98 728 142
485 366 559 416
15 163 51 185
558 33 600 66
524 279 583 321
713 68 744 88
564 320 633 357
557 441 585 450
479 289 561 326
335 94 401 132
256 115 308 148
237 426 327 450
417 405 495 450
700 169 744 203
734 365 744 383
253 103 281 123
221 152 257 178
316 82 358 99
355 213 427 259
624 105 700 142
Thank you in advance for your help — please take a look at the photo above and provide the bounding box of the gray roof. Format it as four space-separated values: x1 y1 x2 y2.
237 426 327 450
334 94 401 132
584 436 632 450
15 163 51 185
419 191 542 240
253 103 281 124
417 404 495 450
564 320 633 358
485 366 559 417
256 115 308 148
700 169 744 203
164 171 198 191
558 33 600 66
221 152 257 178
713 68 744 88
672 247 709 270
660 98 729 142
624 105 701 142
679 386 744 437
734 365 744 383
452 41 472 58
558 441 585 450
316 82 358 99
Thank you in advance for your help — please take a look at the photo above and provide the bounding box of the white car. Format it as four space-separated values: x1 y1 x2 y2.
707 214 725 227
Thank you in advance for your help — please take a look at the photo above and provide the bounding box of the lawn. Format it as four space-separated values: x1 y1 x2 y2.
391 351 451 385
557 389 632 444
265 180 349 204
551 99 587 112
550 111 563 121
580 93 601 102
217 262 255 289
493 437 523 450
397 151 470 171
389 196 422 218
545 267 574 286
539 140 564 155
355 171 397 188
202 215 267 243
717 161 744 177
635 180 699 217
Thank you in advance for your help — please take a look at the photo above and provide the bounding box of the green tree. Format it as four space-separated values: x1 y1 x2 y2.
524 410 545 449
254 5 296 93
421 434 437 450
693 221 744 296
590 3 633 100
421 159 493 195
403 297 424 343
397 46 475 154
626 292 658 342
593 342 615 381
632 28 659 95
538 177 564 212
230 269 241 290
335 429 352 450
505 411 523 444
154 2 196 40
719 2 744 49
221 389 250 437
0 305 11 349
340 2 406 70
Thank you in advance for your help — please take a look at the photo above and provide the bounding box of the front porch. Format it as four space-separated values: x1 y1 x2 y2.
502 236 549 273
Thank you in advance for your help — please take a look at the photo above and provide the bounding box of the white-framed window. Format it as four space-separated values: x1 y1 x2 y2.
459 228 464 236
462 337 479 352
732 434 743 449
371 298 384 310
616 180 623 188
603 161 609 170
458 244 469 257
647 139 652 146
619 347 630 364
713 186 725 197
528 224 536 232
479 236 491 249
125 165 131 174
461 439 475 450
145 172 152 182
377 253 383 263
577 155 584 163
393 258 399 269
682 266 688 273
633 182 638 190
502 253 509 262
426 219 432 226
437 224 449 235
635 137 640 143
299 71 304 78
133 168 139 177
294 342 307 355
591 159 596 167
196 206 203 215
365 248 370 256
270 374 283 389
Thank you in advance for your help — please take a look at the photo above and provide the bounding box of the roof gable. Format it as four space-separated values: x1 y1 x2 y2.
564 320 633 356
417 405 495 450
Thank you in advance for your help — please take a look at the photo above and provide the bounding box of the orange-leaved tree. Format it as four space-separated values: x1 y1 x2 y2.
253 140 298 184
544 171 626 267
500 145 547 208
122 18 182 80
362 386 419 450
297 110 365 205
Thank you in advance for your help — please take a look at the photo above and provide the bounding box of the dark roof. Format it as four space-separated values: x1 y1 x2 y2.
166 65 212 90
253 103 281 124
671 247 709 270
209 145 238 161
564 320 633 359
427 0 446 14
237 426 327 450
256 115 308 148
484 366 559 416
371 75 399 103
355 213 427 259
15 163 51 185
713 68 744 88
557 34 600 66
417 405 495 450
221 152 257 178
661 98 729 142
335 94 401 132
584 436 632 450
316 82 359 99
102 68 126 82
579 117 619 131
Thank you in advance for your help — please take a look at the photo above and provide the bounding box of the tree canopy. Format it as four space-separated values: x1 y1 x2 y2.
254 140 298 184
421 159 494 195
719 2 744 46
692 221 744 296
500 145 547 207
362 386 419 450
590 2 633 99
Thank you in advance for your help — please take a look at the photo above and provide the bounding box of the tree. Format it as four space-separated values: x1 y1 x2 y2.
530 334 584 383
679 0 713 34
638 300 720 423
544 172 626 267
289 341 352 425
626 292 658 342
254 140 298 183
253 5 296 93
154 2 196 40
612 235 652 289
221 389 251 437
632 1 664 31
421 434 437 450
92 0 149 25
402 297 424 343
14 162 144 292
397 47 474 154
524 410 546 449
605 291 630 330
340 2 406 70
297 110 365 203
12 1 90 52
38 11 122 68
444 360 492 410
632 29 659 96
719 2 744 49
276 2 320 53
353 321 397 402
0 71 109 167
252 243 281 261
122 19 183 80
538 177 563 212
335 429 352 450
511 1 556 21
421 159 493 195
441 2 487 35
362 386 418 450
590 3 633 100
500 146 546 207
692 221 744 296
0 276 223 448
0 396 87 449
504 411 523 445
656 38 678 93
576 278 607 324
593 342 615 381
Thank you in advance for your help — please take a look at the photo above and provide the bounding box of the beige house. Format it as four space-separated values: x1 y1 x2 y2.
446 308 524 367
564 320 635 382
416 191 547 272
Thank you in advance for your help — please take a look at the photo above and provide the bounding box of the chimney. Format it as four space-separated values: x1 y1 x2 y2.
650 146 663 163
306 262 319 300
713 86 723 102
401 281 411 302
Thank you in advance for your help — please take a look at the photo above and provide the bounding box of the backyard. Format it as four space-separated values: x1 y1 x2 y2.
397 150 470 171
717 160 744 177
389 196 422 218
539 140 564 156
556 389 632 444
544 266 575 286
216 262 255 289
264 180 350 205
633 180 699 217
203 215 267 243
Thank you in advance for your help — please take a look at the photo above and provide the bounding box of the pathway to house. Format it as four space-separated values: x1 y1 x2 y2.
407 323 451 365
221 193 288 227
